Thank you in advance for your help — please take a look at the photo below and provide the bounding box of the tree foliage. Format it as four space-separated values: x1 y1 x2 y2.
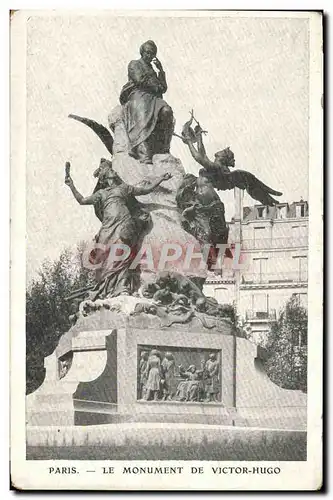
264 295 308 393
26 244 93 394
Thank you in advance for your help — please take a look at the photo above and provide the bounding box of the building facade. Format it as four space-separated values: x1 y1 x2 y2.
203 196 308 346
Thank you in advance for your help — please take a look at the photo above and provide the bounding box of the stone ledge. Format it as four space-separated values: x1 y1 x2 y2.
136 399 225 407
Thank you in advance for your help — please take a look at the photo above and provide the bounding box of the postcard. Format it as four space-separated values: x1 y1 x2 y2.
10 10 323 490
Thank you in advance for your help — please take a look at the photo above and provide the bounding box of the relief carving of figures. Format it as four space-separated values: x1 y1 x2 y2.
138 346 221 404
139 351 149 400
175 364 205 402
143 349 163 401
204 353 220 402
161 352 176 401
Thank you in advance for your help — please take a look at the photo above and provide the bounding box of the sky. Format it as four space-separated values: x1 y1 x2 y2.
26 13 309 282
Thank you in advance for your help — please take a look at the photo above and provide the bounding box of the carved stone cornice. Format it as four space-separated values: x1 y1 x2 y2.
239 282 308 291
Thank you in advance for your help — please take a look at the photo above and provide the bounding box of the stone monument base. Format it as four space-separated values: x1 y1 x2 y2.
26 296 307 431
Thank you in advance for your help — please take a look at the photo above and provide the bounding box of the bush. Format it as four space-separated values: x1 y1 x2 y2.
218 303 236 323
264 296 307 392
26 244 93 394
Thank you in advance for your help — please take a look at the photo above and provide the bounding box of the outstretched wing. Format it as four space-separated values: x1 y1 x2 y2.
212 169 282 206
69 114 114 156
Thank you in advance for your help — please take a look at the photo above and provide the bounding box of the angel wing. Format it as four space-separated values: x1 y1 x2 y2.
208 168 282 206
69 114 114 156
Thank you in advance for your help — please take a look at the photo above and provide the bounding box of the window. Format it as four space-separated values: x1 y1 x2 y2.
293 293 308 308
292 225 307 246
253 257 268 282
253 226 266 248
296 204 306 218
252 294 269 317
214 287 230 304
276 205 287 219
257 207 266 218
293 256 308 282
292 225 300 242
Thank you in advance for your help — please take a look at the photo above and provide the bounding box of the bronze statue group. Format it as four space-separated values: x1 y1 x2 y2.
65 40 283 308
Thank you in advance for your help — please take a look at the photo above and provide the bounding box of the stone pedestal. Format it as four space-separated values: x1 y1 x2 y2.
26 298 307 430
234 338 307 429
26 330 116 426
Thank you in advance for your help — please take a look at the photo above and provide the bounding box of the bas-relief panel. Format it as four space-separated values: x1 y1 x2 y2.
137 345 221 403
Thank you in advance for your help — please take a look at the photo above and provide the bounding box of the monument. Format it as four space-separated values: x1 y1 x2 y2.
26 41 306 440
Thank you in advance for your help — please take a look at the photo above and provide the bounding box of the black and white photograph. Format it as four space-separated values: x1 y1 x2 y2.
10 9 323 490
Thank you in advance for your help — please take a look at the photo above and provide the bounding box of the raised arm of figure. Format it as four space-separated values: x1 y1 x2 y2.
185 140 216 171
131 172 172 196
65 175 101 205
152 57 168 93
128 60 164 95
181 115 216 171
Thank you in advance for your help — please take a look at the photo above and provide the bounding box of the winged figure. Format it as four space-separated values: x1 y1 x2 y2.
181 112 283 206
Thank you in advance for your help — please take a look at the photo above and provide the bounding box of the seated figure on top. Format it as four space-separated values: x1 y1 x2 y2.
120 40 174 164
